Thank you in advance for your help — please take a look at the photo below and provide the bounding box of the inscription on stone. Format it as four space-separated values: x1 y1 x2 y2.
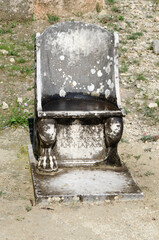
55 124 106 162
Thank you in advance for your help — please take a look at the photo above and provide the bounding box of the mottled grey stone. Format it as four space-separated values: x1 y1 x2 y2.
0 0 33 20
153 40 159 54
36 22 117 106
28 145 144 203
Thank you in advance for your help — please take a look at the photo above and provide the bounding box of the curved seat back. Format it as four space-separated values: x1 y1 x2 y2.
36 22 120 111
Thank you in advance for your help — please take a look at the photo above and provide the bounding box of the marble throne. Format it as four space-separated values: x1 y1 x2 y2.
33 21 124 172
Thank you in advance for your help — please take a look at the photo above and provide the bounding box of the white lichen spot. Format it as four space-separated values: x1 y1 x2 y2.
91 69 96 74
97 61 100 64
97 84 104 94
110 122 121 136
59 89 66 97
107 79 114 89
97 70 103 78
46 124 56 141
110 82 114 89
44 72 46 76
72 81 77 87
107 79 111 86
105 89 110 98
60 55 65 61
110 57 113 61
103 67 106 70
58 68 62 72
87 83 95 92
107 55 110 60
106 64 111 74
68 75 72 80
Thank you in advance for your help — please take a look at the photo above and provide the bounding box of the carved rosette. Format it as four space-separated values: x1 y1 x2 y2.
37 119 58 172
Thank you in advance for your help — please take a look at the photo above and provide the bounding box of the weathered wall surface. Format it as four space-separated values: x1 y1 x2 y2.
0 0 103 20
0 0 34 20
34 0 104 19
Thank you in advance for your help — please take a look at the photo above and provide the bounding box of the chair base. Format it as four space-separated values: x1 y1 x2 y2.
28 145 143 204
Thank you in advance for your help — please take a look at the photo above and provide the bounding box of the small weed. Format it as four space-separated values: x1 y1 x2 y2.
0 191 6 197
136 73 147 81
0 38 6 43
120 48 127 52
119 63 129 73
0 28 12 36
0 106 32 128
100 15 113 24
11 22 17 28
120 40 128 45
132 59 140 65
134 155 141 160
144 171 154 176
48 14 60 24
16 217 25 221
25 206 32 212
156 61 159 67
10 65 21 71
118 15 124 21
155 100 159 106
126 153 133 159
27 86 33 91
121 138 129 143
144 148 151 152
96 3 101 13
16 58 26 64
0 64 5 70
123 107 130 114
144 106 155 118
112 6 120 12
31 14 34 22
127 32 143 40
20 146 28 155
106 0 115 4
146 15 153 18
20 65 34 75
140 135 159 142
147 44 153 50
126 21 131 28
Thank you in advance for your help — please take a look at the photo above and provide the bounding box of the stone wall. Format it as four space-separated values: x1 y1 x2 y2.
0 0 104 20
0 0 34 20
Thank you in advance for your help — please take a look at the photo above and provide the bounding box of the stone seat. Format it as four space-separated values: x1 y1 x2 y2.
39 95 122 118
33 21 124 172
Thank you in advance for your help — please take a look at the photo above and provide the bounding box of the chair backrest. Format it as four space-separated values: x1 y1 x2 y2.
36 22 120 110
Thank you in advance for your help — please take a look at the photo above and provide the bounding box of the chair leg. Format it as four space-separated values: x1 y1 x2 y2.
104 117 123 166
37 119 58 172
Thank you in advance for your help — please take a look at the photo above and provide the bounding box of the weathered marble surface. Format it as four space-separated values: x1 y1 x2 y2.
34 22 123 172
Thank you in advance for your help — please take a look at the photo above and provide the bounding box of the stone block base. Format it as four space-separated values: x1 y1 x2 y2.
28 145 143 204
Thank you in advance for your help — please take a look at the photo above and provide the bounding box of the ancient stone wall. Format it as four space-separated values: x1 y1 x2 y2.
34 0 104 19
0 0 34 20
0 0 104 20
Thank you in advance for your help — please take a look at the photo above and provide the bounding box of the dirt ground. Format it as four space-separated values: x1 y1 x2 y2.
0 0 159 239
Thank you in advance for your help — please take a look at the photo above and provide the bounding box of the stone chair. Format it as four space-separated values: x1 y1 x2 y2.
33 21 125 172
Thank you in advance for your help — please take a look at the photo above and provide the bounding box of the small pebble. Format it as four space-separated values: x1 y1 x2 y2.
17 97 23 104
154 16 159 22
10 58 15 63
0 49 8 55
148 103 158 108
2 102 8 110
